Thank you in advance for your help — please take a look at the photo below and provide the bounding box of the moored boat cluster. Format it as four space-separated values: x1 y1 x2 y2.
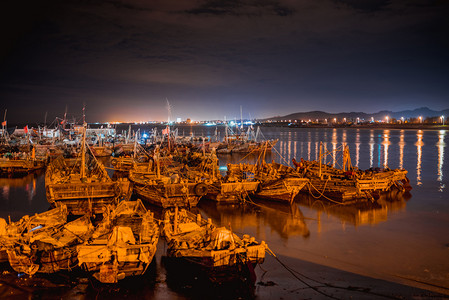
0 123 411 284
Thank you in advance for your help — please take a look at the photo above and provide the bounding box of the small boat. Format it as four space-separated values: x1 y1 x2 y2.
299 144 411 202
77 199 159 283
226 162 308 204
6 213 94 275
89 146 112 157
162 207 269 283
129 148 206 208
0 149 46 177
0 205 68 273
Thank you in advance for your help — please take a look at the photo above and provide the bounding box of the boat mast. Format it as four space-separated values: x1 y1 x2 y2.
319 142 322 178
224 116 228 144
240 105 243 130
1 109 7 144
81 124 86 180
133 132 138 159
166 99 171 152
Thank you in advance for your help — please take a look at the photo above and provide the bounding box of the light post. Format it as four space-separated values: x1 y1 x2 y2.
441 116 445 125
419 116 422 124
386 116 389 123
401 117 404 124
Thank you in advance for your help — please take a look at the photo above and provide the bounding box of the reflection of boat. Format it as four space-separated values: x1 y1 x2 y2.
297 191 410 227
45 126 131 215
250 199 310 240
199 199 309 242
0 169 43 187
77 199 159 283
162 207 268 283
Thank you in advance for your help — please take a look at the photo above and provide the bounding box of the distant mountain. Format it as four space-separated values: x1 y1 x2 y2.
261 107 449 122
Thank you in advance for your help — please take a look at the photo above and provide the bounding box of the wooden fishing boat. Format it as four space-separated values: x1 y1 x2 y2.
216 126 278 154
90 146 112 157
162 208 269 283
6 213 94 275
111 156 135 172
0 205 68 272
226 162 309 204
190 154 260 204
205 180 259 204
0 151 46 177
45 126 132 215
129 148 206 208
299 144 411 202
77 199 159 283
130 170 205 207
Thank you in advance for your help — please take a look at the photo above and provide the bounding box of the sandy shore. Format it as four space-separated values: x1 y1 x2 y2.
1 251 447 299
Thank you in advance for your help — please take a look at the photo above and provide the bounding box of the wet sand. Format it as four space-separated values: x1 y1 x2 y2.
1 249 447 300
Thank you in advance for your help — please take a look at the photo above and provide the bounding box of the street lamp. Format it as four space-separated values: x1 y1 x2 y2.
386 116 389 123
419 116 422 124
401 117 404 123
441 116 445 125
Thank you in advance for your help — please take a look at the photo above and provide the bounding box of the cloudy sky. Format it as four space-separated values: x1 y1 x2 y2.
1 0 448 124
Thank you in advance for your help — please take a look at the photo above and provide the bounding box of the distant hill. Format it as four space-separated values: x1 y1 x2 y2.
261 107 449 122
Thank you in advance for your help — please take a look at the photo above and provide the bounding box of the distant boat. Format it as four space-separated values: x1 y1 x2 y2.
0 147 46 177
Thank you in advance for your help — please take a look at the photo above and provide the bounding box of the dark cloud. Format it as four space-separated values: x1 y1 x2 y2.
186 0 294 16
0 0 448 123
335 0 391 12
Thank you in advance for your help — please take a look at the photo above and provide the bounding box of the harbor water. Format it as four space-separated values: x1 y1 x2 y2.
0 126 448 299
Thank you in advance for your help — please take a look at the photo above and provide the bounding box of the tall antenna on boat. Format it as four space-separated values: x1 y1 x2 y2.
82 103 86 124
319 142 322 178
81 124 86 181
240 105 243 130
166 99 172 151
64 105 67 129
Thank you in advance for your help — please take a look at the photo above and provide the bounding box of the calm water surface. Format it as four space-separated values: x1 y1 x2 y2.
1 127 448 298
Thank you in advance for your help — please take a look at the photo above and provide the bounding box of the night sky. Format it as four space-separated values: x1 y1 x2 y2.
1 0 448 124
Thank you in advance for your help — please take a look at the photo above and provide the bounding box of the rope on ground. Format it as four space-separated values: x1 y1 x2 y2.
268 251 403 300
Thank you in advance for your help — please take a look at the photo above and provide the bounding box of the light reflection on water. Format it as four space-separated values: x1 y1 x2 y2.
0 127 448 295
437 130 445 191
382 130 390 168
415 130 424 186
